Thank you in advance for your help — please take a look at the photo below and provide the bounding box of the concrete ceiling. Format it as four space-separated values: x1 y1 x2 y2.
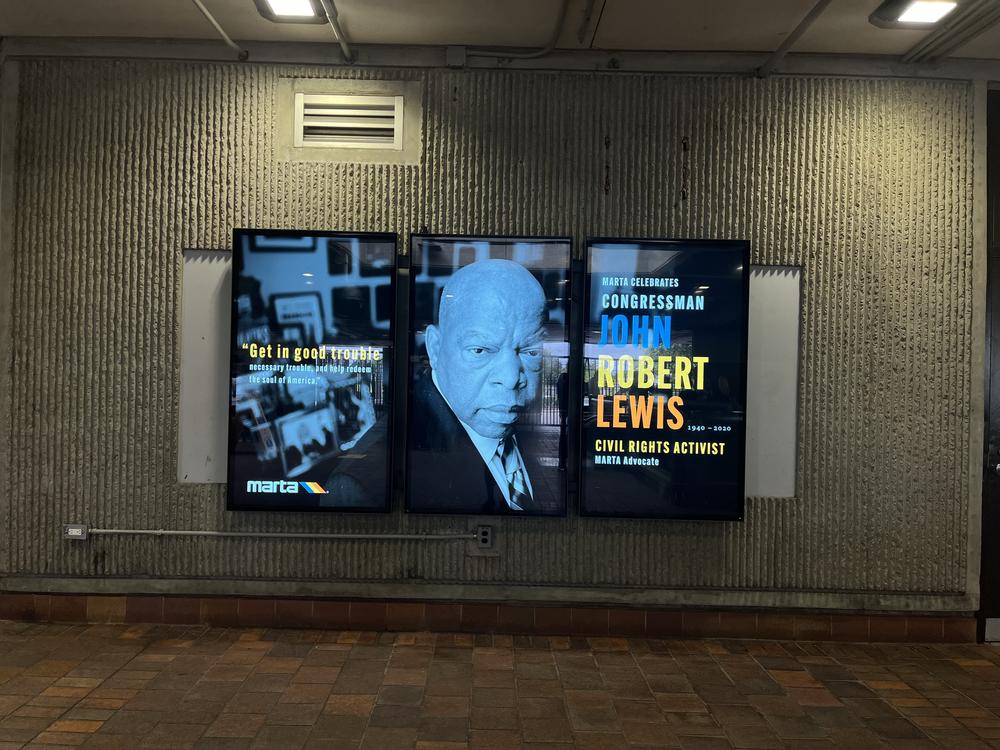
0 0 997 61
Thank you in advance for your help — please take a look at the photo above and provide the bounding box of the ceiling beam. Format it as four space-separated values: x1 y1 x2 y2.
577 0 608 50
3 38 1000 82
756 0 834 78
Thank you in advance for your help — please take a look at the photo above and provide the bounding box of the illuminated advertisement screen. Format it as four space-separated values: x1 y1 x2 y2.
406 235 571 516
581 239 749 519
227 229 395 512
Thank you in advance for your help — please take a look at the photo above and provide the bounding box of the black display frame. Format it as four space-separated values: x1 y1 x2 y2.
226 227 398 513
403 233 575 518
578 237 751 522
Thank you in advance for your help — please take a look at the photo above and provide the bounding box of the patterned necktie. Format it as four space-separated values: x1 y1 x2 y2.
498 436 530 509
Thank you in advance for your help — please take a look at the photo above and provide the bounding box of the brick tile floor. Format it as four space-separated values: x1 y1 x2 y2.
2 621 1000 748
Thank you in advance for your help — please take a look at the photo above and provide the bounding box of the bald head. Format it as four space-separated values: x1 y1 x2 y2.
426 260 547 439
438 260 546 330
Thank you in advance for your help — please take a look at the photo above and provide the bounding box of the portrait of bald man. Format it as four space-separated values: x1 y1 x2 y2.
407 256 566 515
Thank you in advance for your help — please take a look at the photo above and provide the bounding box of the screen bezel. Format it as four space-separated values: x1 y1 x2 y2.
578 237 751 521
404 233 574 518
226 227 398 513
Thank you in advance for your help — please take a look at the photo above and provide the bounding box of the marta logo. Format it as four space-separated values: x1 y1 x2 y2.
246 480 327 495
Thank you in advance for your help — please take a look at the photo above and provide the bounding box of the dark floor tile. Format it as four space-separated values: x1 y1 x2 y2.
724 724 783 748
765 714 827 739
367 704 421 729
249 724 310 749
310 714 367 741
358 726 416 749
865 717 927 740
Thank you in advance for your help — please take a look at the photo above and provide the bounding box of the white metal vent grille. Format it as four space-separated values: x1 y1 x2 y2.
293 93 404 150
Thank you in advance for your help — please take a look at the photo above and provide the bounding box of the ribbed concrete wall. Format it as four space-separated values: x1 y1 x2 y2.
0 59 980 607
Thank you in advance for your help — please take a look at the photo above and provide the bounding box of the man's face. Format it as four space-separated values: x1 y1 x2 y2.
427 276 546 440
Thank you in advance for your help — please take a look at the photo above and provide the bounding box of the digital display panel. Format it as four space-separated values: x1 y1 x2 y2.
227 229 396 511
581 239 749 519
406 235 572 516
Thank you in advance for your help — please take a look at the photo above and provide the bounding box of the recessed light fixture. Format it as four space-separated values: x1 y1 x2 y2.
267 0 314 16
869 0 958 29
898 0 957 23
253 0 325 23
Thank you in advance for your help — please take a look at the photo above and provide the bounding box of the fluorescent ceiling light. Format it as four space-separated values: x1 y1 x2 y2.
897 1 957 24
869 0 958 28
254 0 325 24
265 0 316 17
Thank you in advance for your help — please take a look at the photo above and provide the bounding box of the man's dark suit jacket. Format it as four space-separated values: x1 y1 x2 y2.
407 370 560 515
320 416 390 509
321 372 564 515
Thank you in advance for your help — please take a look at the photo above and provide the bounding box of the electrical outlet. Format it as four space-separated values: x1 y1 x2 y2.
63 524 88 541
466 523 499 557
476 525 494 550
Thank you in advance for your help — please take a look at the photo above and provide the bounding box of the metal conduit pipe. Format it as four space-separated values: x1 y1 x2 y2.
190 0 248 61
468 0 570 59
576 0 600 46
755 0 834 78
318 0 355 63
87 528 474 542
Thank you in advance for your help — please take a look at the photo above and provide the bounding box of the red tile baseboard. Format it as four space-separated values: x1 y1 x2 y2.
0 592 977 643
